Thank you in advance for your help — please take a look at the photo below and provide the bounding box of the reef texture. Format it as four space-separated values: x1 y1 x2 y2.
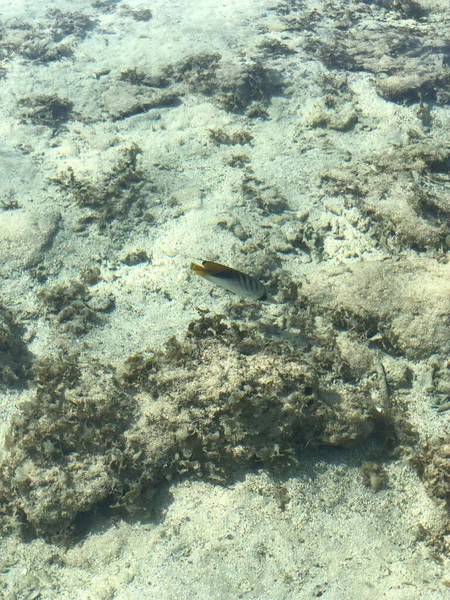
2 0 450 546
305 258 450 360
0 310 404 538
319 143 450 251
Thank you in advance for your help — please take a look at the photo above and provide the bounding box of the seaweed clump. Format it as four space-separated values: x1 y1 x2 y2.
0 310 406 539
413 443 450 508
52 144 148 224
38 278 114 335
0 306 32 385
2 9 97 63
17 95 73 130
0 354 142 537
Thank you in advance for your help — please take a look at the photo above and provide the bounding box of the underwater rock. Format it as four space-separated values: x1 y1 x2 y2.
0 311 401 538
0 306 32 385
320 143 450 250
0 209 61 275
38 277 114 335
17 95 74 129
306 258 450 360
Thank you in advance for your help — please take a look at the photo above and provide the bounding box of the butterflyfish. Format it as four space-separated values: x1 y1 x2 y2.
190 260 271 301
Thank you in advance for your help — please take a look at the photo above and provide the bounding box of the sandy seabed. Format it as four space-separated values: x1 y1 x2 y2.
2 0 450 598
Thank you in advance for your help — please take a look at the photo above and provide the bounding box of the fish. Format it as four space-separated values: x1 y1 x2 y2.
190 260 272 301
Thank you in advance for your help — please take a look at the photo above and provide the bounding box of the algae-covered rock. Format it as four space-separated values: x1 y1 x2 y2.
38 277 114 335
0 354 144 537
306 258 450 360
320 143 450 251
102 82 181 120
0 306 32 385
0 209 61 274
118 53 284 118
17 95 73 129
52 144 147 224
3 9 97 63
415 443 450 505
302 1 439 106
0 310 399 538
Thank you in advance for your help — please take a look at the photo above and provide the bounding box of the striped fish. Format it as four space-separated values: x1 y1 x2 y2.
190 260 271 301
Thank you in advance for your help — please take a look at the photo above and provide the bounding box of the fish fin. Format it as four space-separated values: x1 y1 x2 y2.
190 262 210 277
200 261 234 274
191 261 235 277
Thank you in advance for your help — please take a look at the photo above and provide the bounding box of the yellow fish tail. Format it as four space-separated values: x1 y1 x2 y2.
190 262 210 277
